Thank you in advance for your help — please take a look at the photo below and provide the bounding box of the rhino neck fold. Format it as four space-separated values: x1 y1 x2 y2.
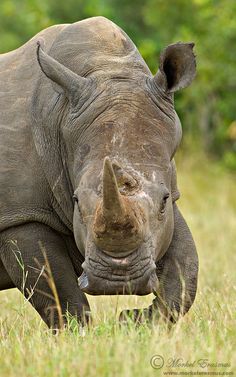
31 82 74 232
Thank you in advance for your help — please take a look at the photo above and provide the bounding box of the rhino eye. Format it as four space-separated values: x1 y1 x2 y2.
73 194 79 204
160 193 170 214
119 177 138 195
123 179 135 189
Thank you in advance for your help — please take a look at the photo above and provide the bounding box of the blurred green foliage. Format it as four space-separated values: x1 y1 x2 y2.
0 0 236 169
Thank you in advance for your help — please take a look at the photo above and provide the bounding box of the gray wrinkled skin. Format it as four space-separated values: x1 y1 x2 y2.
0 17 198 328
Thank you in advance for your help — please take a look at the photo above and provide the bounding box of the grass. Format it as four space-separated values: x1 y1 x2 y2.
0 152 235 377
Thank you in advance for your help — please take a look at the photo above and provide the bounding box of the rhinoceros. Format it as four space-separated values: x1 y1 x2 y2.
0 16 198 328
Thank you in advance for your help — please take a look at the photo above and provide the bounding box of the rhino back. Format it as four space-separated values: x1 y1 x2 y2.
46 17 150 79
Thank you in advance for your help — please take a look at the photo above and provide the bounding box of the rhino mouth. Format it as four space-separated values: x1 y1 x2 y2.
78 247 158 296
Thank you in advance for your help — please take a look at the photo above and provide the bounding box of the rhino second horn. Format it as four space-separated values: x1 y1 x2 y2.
102 156 126 221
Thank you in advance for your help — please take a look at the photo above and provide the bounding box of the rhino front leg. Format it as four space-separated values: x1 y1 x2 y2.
119 203 198 324
0 223 90 329
0 258 15 290
152 203 199 322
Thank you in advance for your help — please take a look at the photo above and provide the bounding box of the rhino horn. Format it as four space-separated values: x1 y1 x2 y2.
102 157 126 220
93 157 145 254
36 39 89 105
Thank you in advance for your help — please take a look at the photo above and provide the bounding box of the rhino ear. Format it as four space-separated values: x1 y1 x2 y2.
36 40 89 106
153 42 196 93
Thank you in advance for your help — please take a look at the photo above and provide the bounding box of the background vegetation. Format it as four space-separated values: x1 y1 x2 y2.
0 1 235 376
0 0 236 169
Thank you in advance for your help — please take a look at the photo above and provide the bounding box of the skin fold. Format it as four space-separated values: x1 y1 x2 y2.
0 17 198 328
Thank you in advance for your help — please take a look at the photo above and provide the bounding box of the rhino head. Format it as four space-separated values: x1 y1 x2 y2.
36 36 196 296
